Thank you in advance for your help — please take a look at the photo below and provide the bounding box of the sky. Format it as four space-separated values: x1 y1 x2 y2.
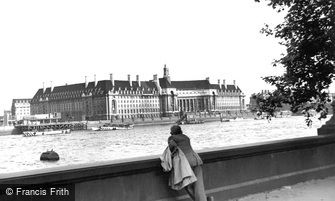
1 0 333 115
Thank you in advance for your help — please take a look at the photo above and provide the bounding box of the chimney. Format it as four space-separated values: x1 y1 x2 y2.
94 74 97 87
128 74 132 87
206 77 210 82
222 79 226 88
136 75 140 87
153 74 158 82
110 73 114 86
218 79 221 89
85 76 88 88
43 82 46 93
233 80 236 87
153 74 161 93
50 81 54 92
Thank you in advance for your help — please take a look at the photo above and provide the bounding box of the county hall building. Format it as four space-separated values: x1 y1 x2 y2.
30 66 245 121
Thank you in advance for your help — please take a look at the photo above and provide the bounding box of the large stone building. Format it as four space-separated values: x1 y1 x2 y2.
159 66 245 115
11 99 31 121
31 66 245 121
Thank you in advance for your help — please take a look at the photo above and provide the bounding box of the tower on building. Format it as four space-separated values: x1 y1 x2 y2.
163 64 171 84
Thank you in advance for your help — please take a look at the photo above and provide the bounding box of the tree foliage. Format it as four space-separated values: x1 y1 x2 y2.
255 0 335 120
251 91 285 116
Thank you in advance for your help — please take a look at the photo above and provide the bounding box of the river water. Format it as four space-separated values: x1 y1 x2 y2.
0 116 329 174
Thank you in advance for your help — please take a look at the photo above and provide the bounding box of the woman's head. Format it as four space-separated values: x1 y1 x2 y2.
170 125 183 135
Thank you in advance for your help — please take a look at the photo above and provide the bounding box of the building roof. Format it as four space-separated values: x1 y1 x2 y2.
226 84 241 92
31 80 160 103
12 99 31 102
171 80 212 90
159 78 172 88
160 78 242 92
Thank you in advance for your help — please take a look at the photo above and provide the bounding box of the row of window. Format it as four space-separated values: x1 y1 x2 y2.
14 100 30 103
113 89 159 94
118 99 158 103
177 91 240 95
118 104 159 108
118 108 160 114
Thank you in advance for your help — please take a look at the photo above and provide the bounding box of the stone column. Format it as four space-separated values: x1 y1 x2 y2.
182 99 186 112
192 99 195 112
318 100 335 135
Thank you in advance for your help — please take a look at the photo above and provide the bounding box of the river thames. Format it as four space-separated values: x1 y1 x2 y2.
0 116 329 174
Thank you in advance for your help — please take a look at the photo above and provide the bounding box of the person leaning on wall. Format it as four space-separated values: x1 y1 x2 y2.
166 125 211 201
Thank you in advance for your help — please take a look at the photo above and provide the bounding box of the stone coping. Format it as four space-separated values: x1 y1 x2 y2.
1 135 335 185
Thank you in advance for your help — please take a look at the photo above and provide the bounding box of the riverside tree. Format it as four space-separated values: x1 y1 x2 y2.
254 0 335 124
251 90 285 117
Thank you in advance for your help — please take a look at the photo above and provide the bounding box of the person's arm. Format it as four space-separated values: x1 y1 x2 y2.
168 136 177 153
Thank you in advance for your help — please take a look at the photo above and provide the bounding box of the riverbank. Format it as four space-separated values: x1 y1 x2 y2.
0 115 246 135
7 110 297 135
88 112 255 128
0 126 15 136
0 126 14 131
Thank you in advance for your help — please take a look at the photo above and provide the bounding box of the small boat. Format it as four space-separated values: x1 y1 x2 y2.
179 118 204 125
23 129 71 137
91 123 134 131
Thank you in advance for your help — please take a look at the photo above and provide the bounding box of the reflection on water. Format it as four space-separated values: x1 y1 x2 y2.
0 116 329 174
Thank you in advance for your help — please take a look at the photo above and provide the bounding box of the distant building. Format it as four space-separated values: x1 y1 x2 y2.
31 66 245 121
248 90 271 112
159 66 245 115
11 99 31 121
31 74 161 121
3 110 14 126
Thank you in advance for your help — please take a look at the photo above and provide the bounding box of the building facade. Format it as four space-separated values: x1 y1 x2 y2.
31 74 161 121
11 99 31 121
31 67 245 121
3 110 14 126
159 66 245 115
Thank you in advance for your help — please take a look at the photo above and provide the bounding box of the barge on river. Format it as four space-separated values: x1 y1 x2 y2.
15 122 87 134
92 123 134 131
23 129 71 137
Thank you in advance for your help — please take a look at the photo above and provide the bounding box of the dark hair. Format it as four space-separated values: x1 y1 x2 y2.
170 125 183 135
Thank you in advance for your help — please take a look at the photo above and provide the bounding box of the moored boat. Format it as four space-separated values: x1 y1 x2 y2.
91 123 134 131
23 129 71 137
179 118 204 125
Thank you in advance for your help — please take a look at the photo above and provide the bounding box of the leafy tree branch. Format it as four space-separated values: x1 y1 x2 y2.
255 0 335 123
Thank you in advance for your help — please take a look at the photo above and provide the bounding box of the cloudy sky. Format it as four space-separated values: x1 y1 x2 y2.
1 0 329 115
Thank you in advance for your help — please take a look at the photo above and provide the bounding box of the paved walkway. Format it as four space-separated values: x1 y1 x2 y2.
229 176 335 201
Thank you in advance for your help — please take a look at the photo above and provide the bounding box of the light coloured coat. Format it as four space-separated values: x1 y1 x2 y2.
160 147 197 190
